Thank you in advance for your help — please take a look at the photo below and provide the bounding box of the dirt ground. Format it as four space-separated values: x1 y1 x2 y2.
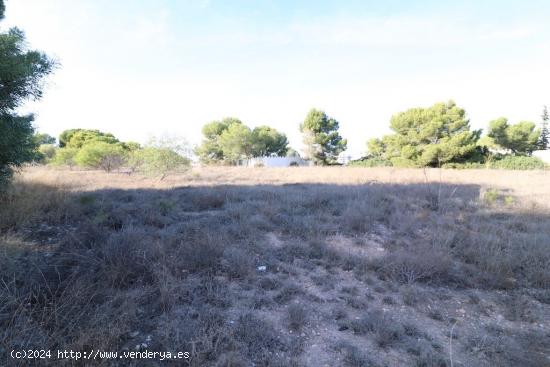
1 166 549 366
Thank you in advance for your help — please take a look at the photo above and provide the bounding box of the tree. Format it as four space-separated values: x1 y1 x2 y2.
487 117 540 155
51 147 78 167
60 129 119 149
74 142 127 172
129 147 190 179
195 117 243 163
146 134 191 157
33 132 56 145
300 109 347 165
218 123 254 163
538 106 549 150
196 118 288 163
286 148 301 158
0 1 54 186
36 144 56 163
58 129 80 147
122 141 141 151
368 101 480 167
251 125 288 157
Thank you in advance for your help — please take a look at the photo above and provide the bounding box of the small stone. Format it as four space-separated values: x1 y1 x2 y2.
257 265 267 272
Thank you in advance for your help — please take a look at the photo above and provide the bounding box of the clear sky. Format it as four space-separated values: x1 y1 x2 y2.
5 0 550 156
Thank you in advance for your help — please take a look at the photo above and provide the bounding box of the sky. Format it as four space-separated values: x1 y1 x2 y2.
4 0 550 157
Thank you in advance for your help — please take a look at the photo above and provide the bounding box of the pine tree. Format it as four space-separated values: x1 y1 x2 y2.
0 0 54 187
539 106 549 150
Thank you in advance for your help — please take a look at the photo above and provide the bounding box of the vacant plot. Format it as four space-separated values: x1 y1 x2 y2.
1 166 549 366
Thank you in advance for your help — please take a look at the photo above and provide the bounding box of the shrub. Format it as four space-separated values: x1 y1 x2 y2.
50 147 78 167
489 155 545 170
129 147 190 179
37 144 57 163
441 162 487 169
74 142 127 171
287 303 307 330
349 157 392 167
372 246 453 284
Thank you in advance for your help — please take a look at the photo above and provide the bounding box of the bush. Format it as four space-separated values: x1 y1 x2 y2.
50 147 78 167
390 157 419 168
129 147 190 179
372 246 453 284
349 157 392 167
37 144 57 163
74 142 127 171
441 162 487 169
490 155 545 170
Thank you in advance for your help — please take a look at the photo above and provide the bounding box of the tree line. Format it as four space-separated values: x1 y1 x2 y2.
194 110 347 165
1 0 549 190
360 100 548 169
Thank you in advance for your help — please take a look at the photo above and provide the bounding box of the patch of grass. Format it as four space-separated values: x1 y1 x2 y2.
337 342 380 367
274 283 302 304
287 303 308 331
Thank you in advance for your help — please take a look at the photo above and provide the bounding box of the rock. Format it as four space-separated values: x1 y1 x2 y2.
257 265 267 272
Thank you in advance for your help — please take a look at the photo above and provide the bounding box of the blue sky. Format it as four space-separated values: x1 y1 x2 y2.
5 0 550 156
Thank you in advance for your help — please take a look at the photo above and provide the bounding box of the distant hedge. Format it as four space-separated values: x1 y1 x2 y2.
351 155 546 170
349 157 393 167
490 155 545 170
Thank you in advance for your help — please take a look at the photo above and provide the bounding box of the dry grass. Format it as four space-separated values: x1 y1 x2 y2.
0 166 549 366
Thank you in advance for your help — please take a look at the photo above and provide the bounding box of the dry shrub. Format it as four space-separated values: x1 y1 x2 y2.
222 246 255 279
372 245 453 284
287 303 308 331
0 180 76 232
234 314 286 364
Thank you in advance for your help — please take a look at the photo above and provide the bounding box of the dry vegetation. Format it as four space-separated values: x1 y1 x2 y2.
1 166 549 366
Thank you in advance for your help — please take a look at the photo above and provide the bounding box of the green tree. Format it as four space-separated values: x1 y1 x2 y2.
251 125 289 157
51 147 78 167
538 106 549 150
487 118 540 155
0 1 54 186
61 129 119 149
286 148 301 158
58 129 80 147
74 142 127 172
33 132 56 145
122 141 141 151
36 144 56 163
300 109 347 165
129 147 190 179
368 101 480 167
195 117 243 163
218 123 254 163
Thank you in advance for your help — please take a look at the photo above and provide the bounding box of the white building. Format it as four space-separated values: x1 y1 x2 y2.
533 150 550 163
238 156 311 167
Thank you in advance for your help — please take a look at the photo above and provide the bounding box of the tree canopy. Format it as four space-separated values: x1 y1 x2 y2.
196 118 289 164
59 129 119 148
33 132 56 145
251 125 288 157
0 0 54 186
487 118 540 155
367 101 480 167
300 109 347 165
